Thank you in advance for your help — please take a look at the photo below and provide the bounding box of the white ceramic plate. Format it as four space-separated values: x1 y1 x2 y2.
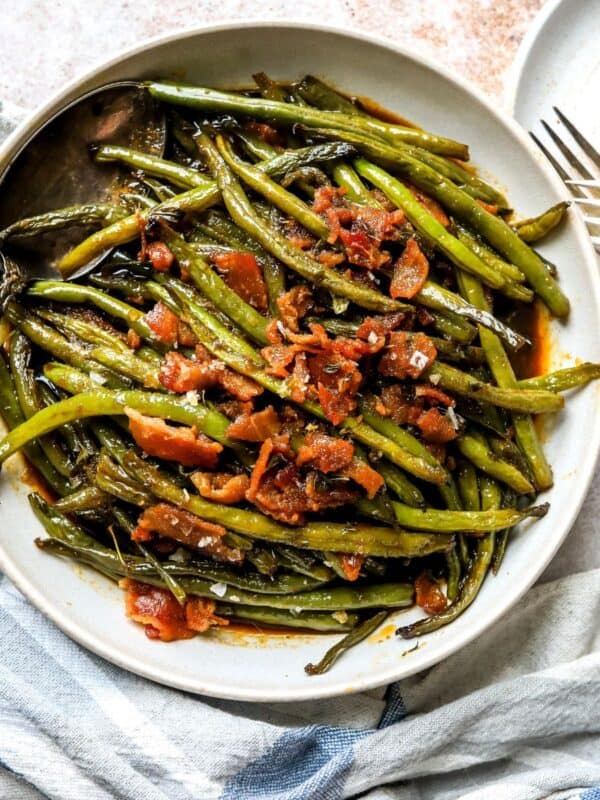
1 22 599 702
506 0 600 141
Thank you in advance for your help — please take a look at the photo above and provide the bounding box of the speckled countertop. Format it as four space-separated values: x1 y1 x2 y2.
2 0 545 110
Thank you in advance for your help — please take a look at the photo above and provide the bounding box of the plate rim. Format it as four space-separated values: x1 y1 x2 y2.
1 19 600 702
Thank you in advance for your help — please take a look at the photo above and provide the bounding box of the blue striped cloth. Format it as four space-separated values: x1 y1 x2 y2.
1 102 599 800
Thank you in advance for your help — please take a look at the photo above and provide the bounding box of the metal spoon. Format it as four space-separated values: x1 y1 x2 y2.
0 81 166 306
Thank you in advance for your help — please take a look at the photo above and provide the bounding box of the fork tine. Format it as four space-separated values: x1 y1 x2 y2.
553 107 600 170
529 131 586 198
572 197 600 207
582 215 600 226
566 178 600 189
540 120 595 180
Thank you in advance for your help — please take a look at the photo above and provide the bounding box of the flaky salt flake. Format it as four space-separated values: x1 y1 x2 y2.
89 370 107 385
367 331 379 345
446 406 462 430
210 582 228 598
185 390 199 406
429 373 441 385
168 548 190 563
409 350 429 371
331 611 348 624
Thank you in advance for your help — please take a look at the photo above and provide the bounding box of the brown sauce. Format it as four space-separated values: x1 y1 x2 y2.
20 461 57 504
508 299 551 380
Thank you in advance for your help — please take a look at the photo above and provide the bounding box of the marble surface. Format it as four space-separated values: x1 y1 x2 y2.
1 0 545 112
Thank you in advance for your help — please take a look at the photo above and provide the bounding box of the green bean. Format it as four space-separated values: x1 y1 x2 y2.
9 332 75 478
121 450 452 557
26 282 156 342
305 610 388 675
90 346 161 388
53 485 109 513
425 361 563 413
445 548 461 602
0 354 72 495
454 397 509 437
256 142 357 181
146 81 470 158
515 201 569 243
457 461 480 512
36 309 130 353
456 433 534 494
159 230 271 345
390 499 547 532
456 225 525 282
0 203 128 242
332 162 374 205
217 604 359 632
377 461 425 507
276 546 336 582
59 183 220 275
219 140 331 240
518 363 600 392
94 144 212 190
456 269 553 490
429 310 477 344
95 452 157 506
295 75 364 117
416 282 527 351
397 479 501 638
205 135 405 314
235 129 279 161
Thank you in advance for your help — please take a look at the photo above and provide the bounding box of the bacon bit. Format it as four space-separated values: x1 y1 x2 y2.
159 351 216 393
185 597 229 633
277 285 313 332
126 409 222 468
308 352 362 425
342 458 384 499
177 321 197 347
378 385 423 426
313 186 347 214
218 399 254 420
416 407 459 443
296 432 354 473
304 471 358 512
146 241 174 272
247 438 275 501
190 471 250 504
133 502 226 542
317 250 346 267
261 344 295 378
211 252 268 312
127 329 142 350
121 579 194 641
339 228 391 270
390 237 429 299
356 312 408 341
266 318 284 344
288 234 315 250
415 571 448 615
244 120 285 147
339 553 364 582
144 302 179 345
476 199 499 215
378 331 437 380
409 186 450 227
416 307 435 326
286 323 330 350
219 369 263 402
414 384 455 407
289 351 310 403
226 406 281 442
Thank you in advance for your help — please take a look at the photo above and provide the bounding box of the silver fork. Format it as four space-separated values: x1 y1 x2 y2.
530 107 600 251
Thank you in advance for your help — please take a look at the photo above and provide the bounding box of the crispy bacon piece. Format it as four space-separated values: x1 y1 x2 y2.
390 237 429 299
378 385 423 426
127 329 142 350
218 399 254 420
211 252 268 312
121 579 195 641
342 458 384 499
339 553 364 582
415 571 448 615
277 285 313 332
296 432 354 473
289 351 310 403
190 471 250 504
146 241 174 272
126 409 222 468
304 472 358 511
253 467 309 525
476 199 499 215
226 405 282 442
414 384 455 407
313 186 347 214
416 407 458 443
177 321 197 347
410 186 450 227
309 353 362 425
144 302 179 345
262 344 295 378
356 312 408 341
339 228 390 270
317 251 346 267
185 597 229 633
378 331 437 380
159 351 217 393
219 368 263 402
247 437 276 502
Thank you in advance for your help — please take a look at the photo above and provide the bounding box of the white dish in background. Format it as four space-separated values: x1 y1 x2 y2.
506 0 600 142
0 22 599 702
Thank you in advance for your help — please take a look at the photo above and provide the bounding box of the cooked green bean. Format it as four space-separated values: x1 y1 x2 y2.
0 203 128 242
390 499 547 532
518 363 600 392
305 610 388 675
456 433 534 494
515 201 569 243
94 144 212 189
